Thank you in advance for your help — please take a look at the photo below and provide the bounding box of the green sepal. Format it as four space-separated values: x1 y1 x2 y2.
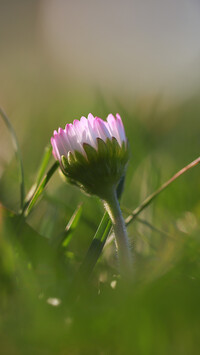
121 141 130 165
68 151 76 166
83 143 98 162
61 155 70 171
74 150 88 166
105 137 119 159
97 138 108 158
111 137 121 158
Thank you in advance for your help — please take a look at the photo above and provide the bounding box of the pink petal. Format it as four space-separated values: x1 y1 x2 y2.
51 137 59 160
50 112 127 162
116 113 126 144
58 127 72 153
54 131 68 159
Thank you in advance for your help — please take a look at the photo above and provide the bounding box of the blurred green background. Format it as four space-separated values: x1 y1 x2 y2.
0 1 200 354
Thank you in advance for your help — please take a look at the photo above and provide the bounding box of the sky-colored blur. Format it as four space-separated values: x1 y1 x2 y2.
0 0 200 105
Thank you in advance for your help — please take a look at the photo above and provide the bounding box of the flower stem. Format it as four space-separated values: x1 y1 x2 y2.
104 189 132 277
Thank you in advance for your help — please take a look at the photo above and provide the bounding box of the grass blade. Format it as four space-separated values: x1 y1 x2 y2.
0 107 25 212
24 161 59 216
35 145 52 187
121 205 174 238
24 145 52 206
135 217 175 239
52 203 83 249
62 203 83 247
125 156 200 226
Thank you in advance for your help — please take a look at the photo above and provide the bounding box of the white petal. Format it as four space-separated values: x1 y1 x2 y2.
79 117 91 145
87 114 99 149
73 120 83 142
95 118 111 141
80 116 88 129
80 117 90 143
58 128 72 154
104 121 113 136
106 114 121 145
66 124 84 154
87 113 95 127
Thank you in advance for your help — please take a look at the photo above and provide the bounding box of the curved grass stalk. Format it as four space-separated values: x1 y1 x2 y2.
125 156 200 226
0 107 25 212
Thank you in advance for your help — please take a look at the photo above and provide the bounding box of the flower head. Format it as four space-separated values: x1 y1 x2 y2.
51 113 129 198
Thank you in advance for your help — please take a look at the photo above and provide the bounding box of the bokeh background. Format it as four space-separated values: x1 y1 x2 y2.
0 1 200 354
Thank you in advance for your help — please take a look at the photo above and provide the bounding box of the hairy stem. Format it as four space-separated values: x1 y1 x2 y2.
104 189 132 277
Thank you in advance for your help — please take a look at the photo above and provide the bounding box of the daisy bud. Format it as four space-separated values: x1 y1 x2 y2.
51 113 132 276
51 113 129 200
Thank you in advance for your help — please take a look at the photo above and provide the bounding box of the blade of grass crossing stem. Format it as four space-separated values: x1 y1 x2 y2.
0 107 25 212
125 156 200 226
78 176 124 278
24 161 58 216
79 212 111 277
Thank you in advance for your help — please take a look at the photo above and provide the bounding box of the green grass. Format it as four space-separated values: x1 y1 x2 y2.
0 92 200 354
